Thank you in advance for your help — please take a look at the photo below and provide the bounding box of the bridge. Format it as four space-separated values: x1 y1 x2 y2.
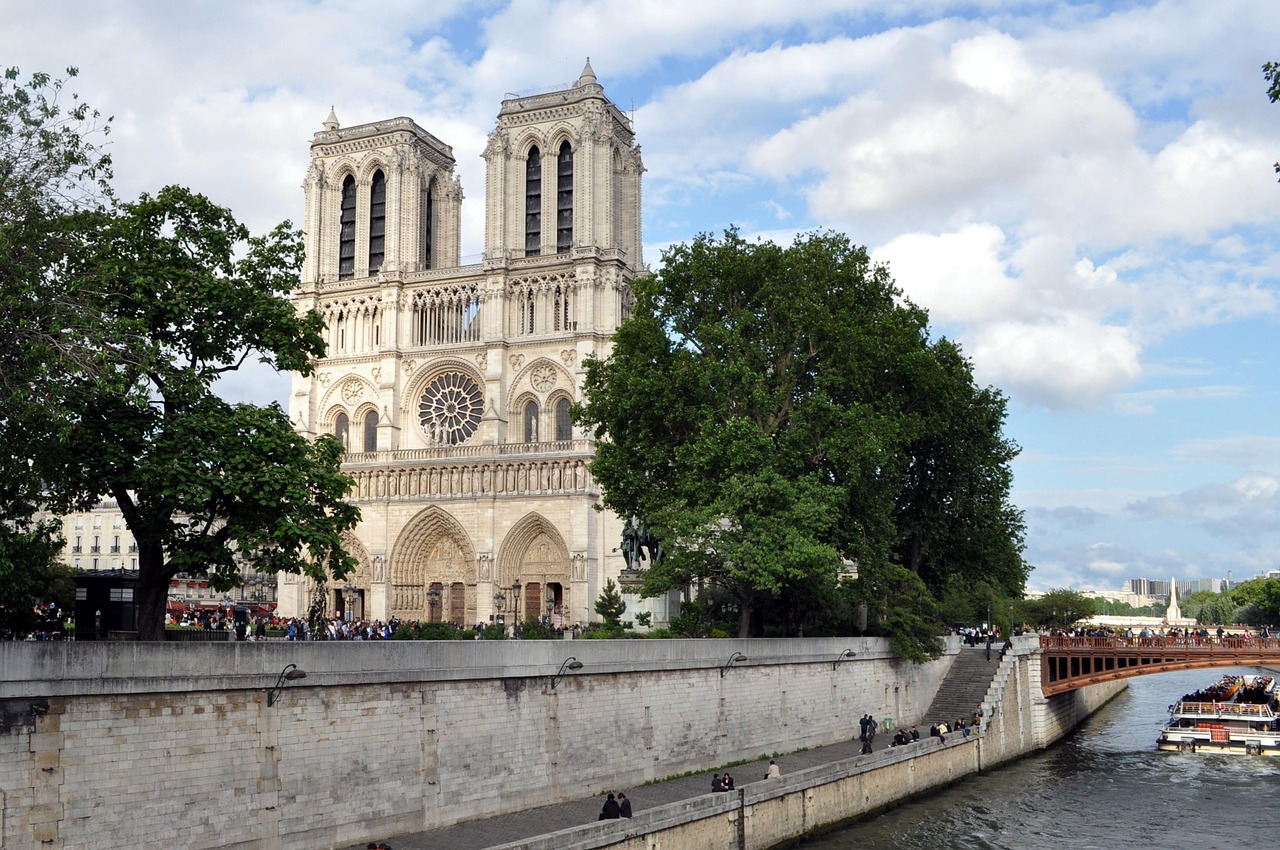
1040 634 1280 695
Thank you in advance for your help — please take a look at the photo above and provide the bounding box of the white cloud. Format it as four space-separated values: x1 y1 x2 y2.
1172 436 1280 471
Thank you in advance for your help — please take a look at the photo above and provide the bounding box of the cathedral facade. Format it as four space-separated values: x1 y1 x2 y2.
279 62 666 629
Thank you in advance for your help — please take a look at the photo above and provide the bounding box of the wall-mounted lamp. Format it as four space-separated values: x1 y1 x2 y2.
266 663 307 707
832 648 857 670
720 651 749 678
550 656 584 690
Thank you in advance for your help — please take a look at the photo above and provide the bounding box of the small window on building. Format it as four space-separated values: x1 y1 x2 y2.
363 410 378 453
525 146 541 256
556 141 573 253
524 401 539 443
335 412 349 449
369 170 386 273
422 179 434 270
555 398 572 442
338 175 356 279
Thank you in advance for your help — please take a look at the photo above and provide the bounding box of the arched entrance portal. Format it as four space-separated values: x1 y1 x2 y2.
333 533 373 621
497 514 571 630
389 506 478 624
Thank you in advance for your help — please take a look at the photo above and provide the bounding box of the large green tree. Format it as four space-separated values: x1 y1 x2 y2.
576 229 1026 656
1 67 115 629
45 186 361 639
3 69 361 641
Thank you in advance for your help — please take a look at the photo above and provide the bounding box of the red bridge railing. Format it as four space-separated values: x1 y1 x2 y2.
1037 635 1280 696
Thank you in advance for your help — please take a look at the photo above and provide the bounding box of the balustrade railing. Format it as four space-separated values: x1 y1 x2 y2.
1039 635 1280 651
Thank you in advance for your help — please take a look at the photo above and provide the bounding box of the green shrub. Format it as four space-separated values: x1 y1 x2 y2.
418 621 459 640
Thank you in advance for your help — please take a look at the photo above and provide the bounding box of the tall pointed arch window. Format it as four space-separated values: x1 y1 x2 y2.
554 398 572 442
368 170 386 273
556 140 573 253
334 412 349 449
524 400 539 443
338 175 356 279
525 146 541 256
422 178 434 270
363 410 378 453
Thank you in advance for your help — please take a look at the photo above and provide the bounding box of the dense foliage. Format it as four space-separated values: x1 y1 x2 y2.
576 229 1027 658
1266 60 1280 177
0 67 114 635
1 68 359 639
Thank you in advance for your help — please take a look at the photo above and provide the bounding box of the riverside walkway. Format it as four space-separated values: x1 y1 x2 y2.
346 730 926 850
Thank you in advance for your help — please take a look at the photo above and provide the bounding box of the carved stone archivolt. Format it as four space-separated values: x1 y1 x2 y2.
389 506 477 621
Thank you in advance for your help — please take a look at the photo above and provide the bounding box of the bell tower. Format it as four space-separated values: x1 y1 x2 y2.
482 58 644 266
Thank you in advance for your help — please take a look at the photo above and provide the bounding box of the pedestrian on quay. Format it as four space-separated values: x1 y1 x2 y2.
766 760 781 779
723 772 735 790
618 792 632 818
599 792 621 820
712 773 725 792
859 714 869 741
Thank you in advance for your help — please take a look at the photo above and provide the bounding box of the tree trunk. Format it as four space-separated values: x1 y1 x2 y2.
736 589 754 638
135 543 170 641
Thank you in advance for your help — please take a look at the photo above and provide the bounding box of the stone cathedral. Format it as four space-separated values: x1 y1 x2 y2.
279 61 669 629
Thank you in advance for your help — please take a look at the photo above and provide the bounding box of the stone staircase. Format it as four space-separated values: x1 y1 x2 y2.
923 644 1000 726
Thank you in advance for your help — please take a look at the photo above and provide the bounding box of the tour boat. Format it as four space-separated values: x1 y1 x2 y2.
1157 674 1280 755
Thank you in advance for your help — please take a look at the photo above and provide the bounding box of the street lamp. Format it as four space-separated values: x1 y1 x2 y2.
266 663 307 707
550 657 584 690
341 585 356 622
512 580 522 638
720 651 748 678
832 648 857 670
427 586 442 622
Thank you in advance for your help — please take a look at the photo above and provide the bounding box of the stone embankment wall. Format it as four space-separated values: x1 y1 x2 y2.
0 637 948 850
476 635 1127 850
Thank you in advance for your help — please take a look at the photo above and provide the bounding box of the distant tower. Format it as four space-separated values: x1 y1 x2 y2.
1166 577 1182 622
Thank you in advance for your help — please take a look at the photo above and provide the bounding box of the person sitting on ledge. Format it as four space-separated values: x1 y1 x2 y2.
766 761 781 779
599 792 621 820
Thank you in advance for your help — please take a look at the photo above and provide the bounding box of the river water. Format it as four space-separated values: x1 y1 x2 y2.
798 666 1280 850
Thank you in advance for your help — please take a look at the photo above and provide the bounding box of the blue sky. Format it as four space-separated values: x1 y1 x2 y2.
3 0 1277 592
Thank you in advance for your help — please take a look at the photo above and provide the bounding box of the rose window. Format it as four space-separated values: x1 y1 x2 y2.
531 364 556 392
418 372 483 445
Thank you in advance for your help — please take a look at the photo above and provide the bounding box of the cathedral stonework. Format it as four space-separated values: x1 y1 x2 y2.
284 61 669 629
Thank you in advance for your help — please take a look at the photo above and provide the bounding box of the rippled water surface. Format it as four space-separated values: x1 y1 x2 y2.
798 667 1280 850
